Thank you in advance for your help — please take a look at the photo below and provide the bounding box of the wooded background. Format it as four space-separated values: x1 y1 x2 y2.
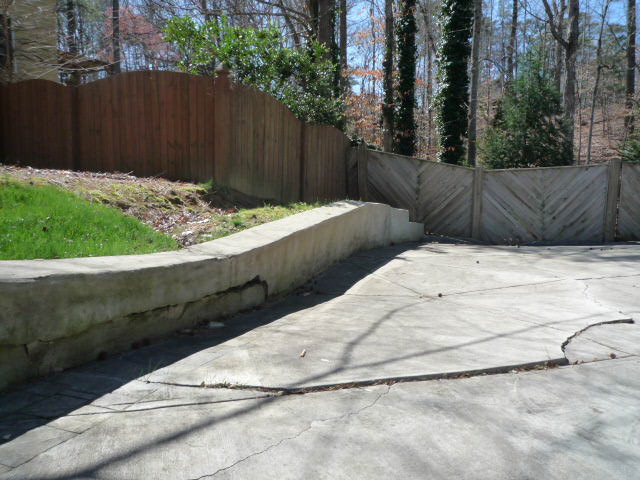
2 0 637 164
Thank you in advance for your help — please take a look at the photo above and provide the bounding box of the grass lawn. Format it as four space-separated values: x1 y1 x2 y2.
0 181 178 260
0 167 323 260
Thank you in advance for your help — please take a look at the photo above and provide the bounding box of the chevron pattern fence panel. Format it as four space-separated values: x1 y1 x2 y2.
367 151 420 218
618 162 640 241
480 165 609 244
418 161 474 238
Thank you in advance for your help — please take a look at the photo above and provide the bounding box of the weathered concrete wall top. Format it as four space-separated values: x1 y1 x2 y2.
0 202 424 390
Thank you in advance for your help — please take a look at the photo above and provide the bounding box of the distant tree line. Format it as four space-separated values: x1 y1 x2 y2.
4 0 639 165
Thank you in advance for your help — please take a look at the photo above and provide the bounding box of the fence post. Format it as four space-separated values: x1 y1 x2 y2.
70 85 80 171
471 166 484 239
213 64 232 185
357 145 369 201
604 158 623 242
346 146 359 199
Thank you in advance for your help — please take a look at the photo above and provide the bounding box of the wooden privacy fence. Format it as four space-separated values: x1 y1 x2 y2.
0 71 351 203
3 71 639 244
360 148 640 243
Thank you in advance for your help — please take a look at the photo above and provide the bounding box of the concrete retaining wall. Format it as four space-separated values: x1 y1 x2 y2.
0 202 424 390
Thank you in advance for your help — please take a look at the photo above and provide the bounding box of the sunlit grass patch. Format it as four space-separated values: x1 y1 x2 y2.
0 180 178 260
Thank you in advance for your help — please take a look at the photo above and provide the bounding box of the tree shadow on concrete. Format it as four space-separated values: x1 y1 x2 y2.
1 239 638 478
0 242 421 449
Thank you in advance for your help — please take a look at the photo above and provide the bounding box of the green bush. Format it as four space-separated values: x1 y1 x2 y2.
481 56 572 169
164 17 344 129
619 136 640 162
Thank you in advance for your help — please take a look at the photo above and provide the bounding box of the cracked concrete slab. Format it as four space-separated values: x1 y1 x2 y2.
143 243 640 388
2 359 639 479
0 425 76 468
564 322 640 363
1 241 639 479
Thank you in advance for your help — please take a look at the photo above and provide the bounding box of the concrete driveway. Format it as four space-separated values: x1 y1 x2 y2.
1 240 639 479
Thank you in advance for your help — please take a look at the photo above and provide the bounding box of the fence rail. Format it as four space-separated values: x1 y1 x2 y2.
1 71 350 203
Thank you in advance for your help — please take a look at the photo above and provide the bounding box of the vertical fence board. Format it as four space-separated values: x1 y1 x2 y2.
203 77 215 182
617 162 640 241
1 81 72 169
107 76 119 173
146 72 161 178
213 73 230 185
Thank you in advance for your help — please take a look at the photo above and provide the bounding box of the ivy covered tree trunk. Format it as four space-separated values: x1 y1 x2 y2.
382 0 395 152
316 0 336 60
626 0 636 135
467 0 482 166
394 0 417 156
434 0 474 164
339 0 348 93
506 0 517 86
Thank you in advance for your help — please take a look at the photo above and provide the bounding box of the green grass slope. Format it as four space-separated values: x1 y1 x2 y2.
0 181 177 260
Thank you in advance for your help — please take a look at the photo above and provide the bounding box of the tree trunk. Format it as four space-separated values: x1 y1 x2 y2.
422 1 434 150
317 0 335 59
309 0 319 38
112 0 121 75
339 0 347 69
506 0 517 86
564 0 579 155
587 0 610 164
468 0 482 166
553 0 565 92
626 0 636 135
394 0 417 156
65 0 80 85
278 0 301 47
339 0 347 92
200 0 211 22
370 1 376 93
382 0 395 151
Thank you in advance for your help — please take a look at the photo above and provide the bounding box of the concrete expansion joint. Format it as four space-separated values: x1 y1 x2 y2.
140 360 573 397
187 386 392 479
575 273 640 281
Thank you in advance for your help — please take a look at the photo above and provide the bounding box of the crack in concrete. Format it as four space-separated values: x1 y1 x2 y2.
141 317 640 397
561 319 635 353
578 337 636 357
188 386 392 479
581 280 635 320
0 386 162 472
0 426 79 471
141 358 568 396
575 273 640 281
